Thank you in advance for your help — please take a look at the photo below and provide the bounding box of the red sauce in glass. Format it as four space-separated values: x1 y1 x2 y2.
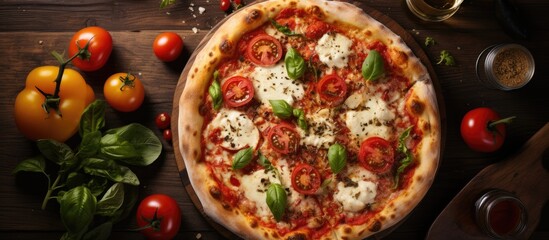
488 199 521 236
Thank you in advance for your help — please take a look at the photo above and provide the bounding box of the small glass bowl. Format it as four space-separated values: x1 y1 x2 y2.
474 189 528 239
476 44 535 90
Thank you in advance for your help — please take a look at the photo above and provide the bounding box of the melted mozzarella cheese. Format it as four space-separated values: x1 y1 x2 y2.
334 180 377 212
207 109 260 150
240 170 281 218
300 108 336 148
344 96 395 140
251 63 304 105
315 33 353 69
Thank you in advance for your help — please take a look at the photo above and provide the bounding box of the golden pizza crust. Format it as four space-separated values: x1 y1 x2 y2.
178 0 440 239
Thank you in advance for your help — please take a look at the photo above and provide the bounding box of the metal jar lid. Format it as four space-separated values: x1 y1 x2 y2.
475 44 535 90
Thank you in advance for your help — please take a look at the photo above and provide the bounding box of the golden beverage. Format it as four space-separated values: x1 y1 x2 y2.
406 0 464 22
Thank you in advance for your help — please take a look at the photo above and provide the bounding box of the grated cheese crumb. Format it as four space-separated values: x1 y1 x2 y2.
198 7 206 14
195 233 202 239
192 27 199 33
189 7 194 11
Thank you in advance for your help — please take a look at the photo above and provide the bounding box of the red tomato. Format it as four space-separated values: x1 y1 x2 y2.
358 137 394 173
103 73 145 112
221 76 255 107
136 194 181 240
460 107 511 152
68 26 112 71
291 163 321 195
305 20 331 39
268 123 300 154
155 112 171 130
153 32 184 62
163 129 172 142
220 0 231 12
246 34 283 66
317 74 348 105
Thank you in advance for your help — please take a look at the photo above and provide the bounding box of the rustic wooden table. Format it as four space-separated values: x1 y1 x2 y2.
0 0 547 239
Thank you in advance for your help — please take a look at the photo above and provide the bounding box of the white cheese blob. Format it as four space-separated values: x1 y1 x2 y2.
344 96 395 141
240 170 281 218
344 92 364 109
251 63 304 105
334 180 377 212
315 33 353 69
207 109 260 150
300 108 336 148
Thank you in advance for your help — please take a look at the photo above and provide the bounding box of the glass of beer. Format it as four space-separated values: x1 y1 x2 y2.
406 0 464 22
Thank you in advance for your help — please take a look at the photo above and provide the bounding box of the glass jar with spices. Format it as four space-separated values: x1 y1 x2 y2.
474 189 528 239
476 44 535 90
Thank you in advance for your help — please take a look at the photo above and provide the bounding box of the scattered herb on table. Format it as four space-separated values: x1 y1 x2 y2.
13 100 162 240
437 50 456 66
425 36 436 47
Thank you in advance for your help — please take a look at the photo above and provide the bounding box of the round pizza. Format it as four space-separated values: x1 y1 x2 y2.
177 0 441 239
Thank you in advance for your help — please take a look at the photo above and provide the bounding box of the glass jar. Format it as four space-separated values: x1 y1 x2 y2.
474 189 527 239
475 44 535 90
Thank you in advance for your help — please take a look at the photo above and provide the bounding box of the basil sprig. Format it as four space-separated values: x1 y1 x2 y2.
362 50 385 81
285 48 306 80
269 100 308 130
12 100 161 239
232 147 253 170
258 152 274 172
208 71 222 110
394 127 413 188
328 143 347 174
266 183 287 221
269 18 302 37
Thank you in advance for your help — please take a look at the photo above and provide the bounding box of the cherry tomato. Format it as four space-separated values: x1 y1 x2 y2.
155 112 171 130
358 137 394 173
14 66 89 142
103 72 145 112
291 163 321 195
163 129 172 142
153 32 184 62
246 34 283 66
268 123 300 154
460 107 511 152
305 20 331 39
68 26 112 71
220 0 231 12
221 76 255 107
136 194 181 240
316 74 348 105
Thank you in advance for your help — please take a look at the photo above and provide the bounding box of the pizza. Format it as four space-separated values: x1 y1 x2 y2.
177 0 441 239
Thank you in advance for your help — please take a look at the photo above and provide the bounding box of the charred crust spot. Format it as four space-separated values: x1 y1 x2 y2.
358 229 365 236
246 9 261 24
365 30 372 36
191 74 195 79
192 149 198 158
271 232 280 238
270 7 276 12
394 50 409 66
250 219 258 228
308 6 324 18
416 175 423 182
410 99 425 115
181 142 189 152
287 233 306 240
344 227 352 234
222 202 231 210
209 186 221 199
194 67 198 73
185 124 191 131
368 220 382 232
208 52 213 57
220 39 233 54
391 214 396 219
192 130 198 136
423 121 431 132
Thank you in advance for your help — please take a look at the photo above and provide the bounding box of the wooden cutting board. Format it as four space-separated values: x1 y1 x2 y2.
427 122 549 239
171 1 444 239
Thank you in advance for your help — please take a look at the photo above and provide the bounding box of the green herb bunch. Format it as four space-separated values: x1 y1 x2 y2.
13 100 163 240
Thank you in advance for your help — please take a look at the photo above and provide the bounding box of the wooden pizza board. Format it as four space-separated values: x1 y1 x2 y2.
427 122 549 240
171 1 445 239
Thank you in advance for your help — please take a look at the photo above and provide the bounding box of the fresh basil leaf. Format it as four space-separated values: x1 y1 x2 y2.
160 0 176 8
13 156 46 174
232 147 253 170
394 127 413 188
266 183 287 221
86 177 109 197
269 100 293 119
37 139 76 166
257 152 274 171
65 172 88 189
285 48 306 80
111 185 138 223
96 183 125 217
209 71 223 110
292 108 308 131
269 18 301 37
362 50 385 81
79 100 106 138
81 158 140 186
82 221 112 240
100 123 162 166
77 130 102 159
60 186 96 234
328 143 347 174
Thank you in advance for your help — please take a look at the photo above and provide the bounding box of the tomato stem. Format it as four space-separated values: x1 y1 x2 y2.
488 116 516 129
132 208 162 232
118 72 136 91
